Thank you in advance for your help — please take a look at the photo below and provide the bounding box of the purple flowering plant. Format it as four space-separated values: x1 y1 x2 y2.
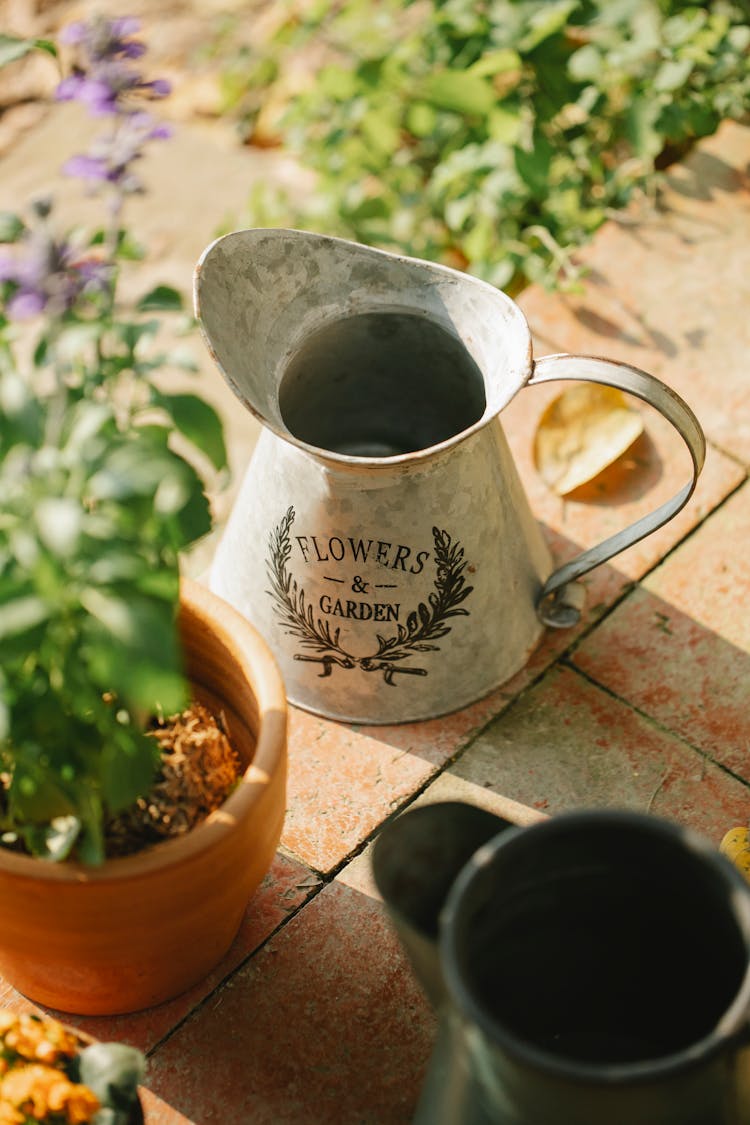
0 18 227 864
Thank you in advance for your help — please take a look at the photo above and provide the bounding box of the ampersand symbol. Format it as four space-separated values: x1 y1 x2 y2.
352 575 369 594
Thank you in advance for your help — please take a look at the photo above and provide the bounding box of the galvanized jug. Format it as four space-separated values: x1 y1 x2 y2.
195 229 705 723
372 803 750 1125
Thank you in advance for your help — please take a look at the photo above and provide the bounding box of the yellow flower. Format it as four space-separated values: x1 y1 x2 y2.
0 1098 24 1125
0 1063 100 1123
0 1012 78 1067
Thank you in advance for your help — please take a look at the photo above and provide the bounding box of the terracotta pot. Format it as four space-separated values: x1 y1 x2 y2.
0 579 287 1015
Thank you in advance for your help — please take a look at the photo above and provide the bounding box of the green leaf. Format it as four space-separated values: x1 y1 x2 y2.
24 816 80 862
87 554 145 585
135 569 180 600
360 109 400 154
90 228 145 260
488 106 522 144
33 38 57 59
88 441 178 501
518 1 578 54
33 335 48 366
136 284 184 312
87 644 187 717
653 57 694 93
319 65 358 99
568 44 602 83
115 320 160 355
0 670 9 742
164 347 199 372
153 391 228 470
0 369 43 446
100 729 157 813
626 97 663 160
423 69 495 116
70 787 106 866
0 35 38 68
10 767 76 825
406 101 437 137
172 485 212 546
63 400 114 454
35 498 82 558
81 589 188 713
80 588 143 642
345 196 390 222
468 49 522 79
0 211 24 242
514 135 555 198
0 597 49 640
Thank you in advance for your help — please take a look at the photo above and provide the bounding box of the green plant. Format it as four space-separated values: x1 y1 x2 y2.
0 18 227 864
230 0 750 290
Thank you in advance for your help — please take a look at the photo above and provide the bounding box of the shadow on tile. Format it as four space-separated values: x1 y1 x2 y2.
573 585 750 784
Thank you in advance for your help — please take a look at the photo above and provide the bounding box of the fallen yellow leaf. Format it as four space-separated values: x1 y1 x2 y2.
534 384 644 496
719 826 750 883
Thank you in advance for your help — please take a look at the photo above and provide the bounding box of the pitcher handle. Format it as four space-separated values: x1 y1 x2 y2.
528 354 706 628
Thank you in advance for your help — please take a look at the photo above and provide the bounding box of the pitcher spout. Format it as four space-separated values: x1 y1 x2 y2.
372 802 513 1007
193 227 534 465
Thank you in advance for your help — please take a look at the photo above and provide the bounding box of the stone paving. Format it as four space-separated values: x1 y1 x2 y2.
0 42 749 1119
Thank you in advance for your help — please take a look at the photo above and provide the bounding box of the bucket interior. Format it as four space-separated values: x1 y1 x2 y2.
278 311 487 457
451 818 749 1066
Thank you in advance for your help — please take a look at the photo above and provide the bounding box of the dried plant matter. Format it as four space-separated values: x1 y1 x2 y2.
105 703 241 857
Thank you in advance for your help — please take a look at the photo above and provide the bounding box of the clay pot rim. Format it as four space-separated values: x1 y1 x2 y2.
0 578 287 884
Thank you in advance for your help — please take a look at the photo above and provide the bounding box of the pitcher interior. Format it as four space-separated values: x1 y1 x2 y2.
278 310 487 457
452 821 749 1066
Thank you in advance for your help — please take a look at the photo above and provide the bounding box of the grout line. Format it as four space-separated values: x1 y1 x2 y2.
566 660 750 793
145 876 328 1060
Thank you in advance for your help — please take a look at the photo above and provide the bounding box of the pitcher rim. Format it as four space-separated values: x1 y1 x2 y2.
440 808 750 1085
193 227 534 471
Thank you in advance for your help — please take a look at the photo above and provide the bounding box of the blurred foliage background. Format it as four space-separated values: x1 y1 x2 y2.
210 0 750 292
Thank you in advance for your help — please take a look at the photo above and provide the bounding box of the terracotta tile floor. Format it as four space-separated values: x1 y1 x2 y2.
4 122 749 1122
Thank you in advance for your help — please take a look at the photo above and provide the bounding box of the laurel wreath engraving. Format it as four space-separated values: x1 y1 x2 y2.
266 506 474 684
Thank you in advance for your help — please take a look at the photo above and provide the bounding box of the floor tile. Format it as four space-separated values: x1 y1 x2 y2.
573 481 750 778
446 666 748 842
0 852 318 1053
517 121 750 466
280 685 520 874
145 881 436 1125
141 1089 196 1125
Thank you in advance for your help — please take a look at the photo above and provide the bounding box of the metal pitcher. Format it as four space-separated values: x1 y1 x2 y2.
372 802 750 1125
194 229 705 723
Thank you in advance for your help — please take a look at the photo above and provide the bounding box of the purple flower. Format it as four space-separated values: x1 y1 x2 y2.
63 113 173 195
62 153 111 183
146 79 171 98
55 16 169 118
56 63 169 117
60 16 145 62
57 73 118 116
0 221 109 321
7 290 46 319
54 16 174 208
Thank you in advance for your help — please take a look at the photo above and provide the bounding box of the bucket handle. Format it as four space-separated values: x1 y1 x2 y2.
528 354 706 628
